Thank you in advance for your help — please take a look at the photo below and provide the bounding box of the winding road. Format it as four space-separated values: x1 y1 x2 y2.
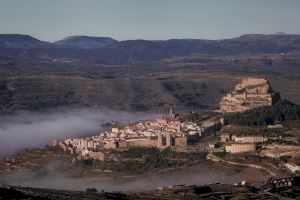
207 153 276 176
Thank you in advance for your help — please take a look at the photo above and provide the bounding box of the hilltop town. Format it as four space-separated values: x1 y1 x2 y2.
52 109 221 161
1 77 300 189
1 76 300 200
0 77 300 199
48 77 300 176
1 1 300 198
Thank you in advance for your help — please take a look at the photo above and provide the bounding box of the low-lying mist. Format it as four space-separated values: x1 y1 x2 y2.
0 108 271 192
0 164 270 192
0 107 158 158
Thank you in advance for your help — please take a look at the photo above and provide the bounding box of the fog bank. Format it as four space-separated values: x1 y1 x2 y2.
0 165 270 192
0 107 157 158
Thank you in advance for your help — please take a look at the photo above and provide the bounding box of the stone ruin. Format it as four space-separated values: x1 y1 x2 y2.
220 77 280 113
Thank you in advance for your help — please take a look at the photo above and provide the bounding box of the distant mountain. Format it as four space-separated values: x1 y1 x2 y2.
83 34 300 62
220 34 300 53
0 34 51 49
100 39 220 62
232 34 300 43
53 36 118 49
1 34 300 63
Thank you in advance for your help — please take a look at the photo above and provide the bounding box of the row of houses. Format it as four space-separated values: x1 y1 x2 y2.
220 129 267 154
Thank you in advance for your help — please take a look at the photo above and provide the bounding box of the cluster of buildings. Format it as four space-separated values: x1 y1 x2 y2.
219 125 300 174
53 110 222 160
220 127 267 154
53 77 281 158
51 76 300 175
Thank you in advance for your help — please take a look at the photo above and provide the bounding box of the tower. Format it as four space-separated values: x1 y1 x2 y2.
166 134 172 147
169 106 173 118
157 133 163 148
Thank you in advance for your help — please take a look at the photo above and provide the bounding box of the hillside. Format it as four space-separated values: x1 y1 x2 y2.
225 100 300 126
1 34 300 113
0 67 300 114
0 74 228 113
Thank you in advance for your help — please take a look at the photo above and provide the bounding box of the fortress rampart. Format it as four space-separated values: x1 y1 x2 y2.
220 77 280 113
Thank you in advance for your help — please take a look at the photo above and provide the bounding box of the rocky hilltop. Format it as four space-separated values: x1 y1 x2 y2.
220 77 280 113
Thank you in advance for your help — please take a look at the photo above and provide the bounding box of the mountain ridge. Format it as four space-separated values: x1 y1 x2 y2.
1 33 300 63
0 34 52 49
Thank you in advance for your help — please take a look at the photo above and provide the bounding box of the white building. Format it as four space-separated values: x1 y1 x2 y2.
285 162 300 173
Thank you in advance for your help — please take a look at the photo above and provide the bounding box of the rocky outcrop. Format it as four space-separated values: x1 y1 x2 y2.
220 77 280 113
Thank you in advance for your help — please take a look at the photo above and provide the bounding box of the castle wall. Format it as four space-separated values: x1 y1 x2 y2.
234 136 267 143
220 77 280 113
225 143 256 153
126 138 158 148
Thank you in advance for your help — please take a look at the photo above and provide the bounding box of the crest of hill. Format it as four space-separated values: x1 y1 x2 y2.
0 34 52 49
53 36 118 49
219 77 279 113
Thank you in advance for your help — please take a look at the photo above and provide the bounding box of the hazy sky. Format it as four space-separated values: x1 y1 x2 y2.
0 0 300 41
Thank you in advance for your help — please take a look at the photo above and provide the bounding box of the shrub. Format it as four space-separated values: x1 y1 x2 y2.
225 100 300 126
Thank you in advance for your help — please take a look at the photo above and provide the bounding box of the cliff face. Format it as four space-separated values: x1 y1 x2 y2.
220 77 280 113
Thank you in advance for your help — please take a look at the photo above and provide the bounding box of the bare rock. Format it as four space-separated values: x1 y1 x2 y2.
220 77 280 113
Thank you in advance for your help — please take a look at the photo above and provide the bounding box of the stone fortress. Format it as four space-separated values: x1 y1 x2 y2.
220 77 280 113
